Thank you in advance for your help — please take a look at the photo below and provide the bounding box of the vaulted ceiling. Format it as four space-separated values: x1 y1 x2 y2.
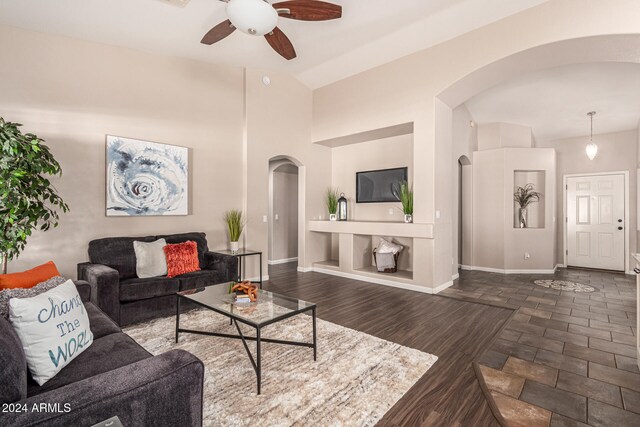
0 0 547 88
465 62 640 141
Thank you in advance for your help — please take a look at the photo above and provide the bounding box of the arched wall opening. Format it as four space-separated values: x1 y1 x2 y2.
434 34 640 279
268 155 306 270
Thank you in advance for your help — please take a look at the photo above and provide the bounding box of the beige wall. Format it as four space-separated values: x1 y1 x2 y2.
331 134 413 222
478 123 533 150
313 0 640 287
452 105 477 269
472 148 556 271
271 168 298 261
537 129 638 268
245 68 332 279
0 25 245 277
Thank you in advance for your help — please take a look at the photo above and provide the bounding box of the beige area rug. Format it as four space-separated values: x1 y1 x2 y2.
124 308 438 427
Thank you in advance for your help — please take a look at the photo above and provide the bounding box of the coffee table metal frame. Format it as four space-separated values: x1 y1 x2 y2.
175 289 317 395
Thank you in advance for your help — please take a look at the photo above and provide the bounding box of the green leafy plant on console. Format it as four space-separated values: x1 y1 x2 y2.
326 187 339 216
223 209 245 242
0 118 69 274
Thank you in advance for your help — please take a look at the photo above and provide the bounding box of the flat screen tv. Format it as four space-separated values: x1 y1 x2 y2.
356 167 408 203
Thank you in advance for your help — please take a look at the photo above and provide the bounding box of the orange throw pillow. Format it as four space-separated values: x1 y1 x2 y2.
0 261 61 290
163 241 200 278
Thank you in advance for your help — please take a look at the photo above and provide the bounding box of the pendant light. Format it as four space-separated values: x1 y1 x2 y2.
585 111 598 161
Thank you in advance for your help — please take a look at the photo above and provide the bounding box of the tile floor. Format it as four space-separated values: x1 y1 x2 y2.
441 268 639 427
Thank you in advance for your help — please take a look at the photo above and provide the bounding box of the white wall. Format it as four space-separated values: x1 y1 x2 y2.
331 134 413 222
0 25 244 277
537 129 638 267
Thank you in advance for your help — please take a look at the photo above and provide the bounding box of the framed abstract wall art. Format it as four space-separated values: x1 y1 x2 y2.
106 135 188 216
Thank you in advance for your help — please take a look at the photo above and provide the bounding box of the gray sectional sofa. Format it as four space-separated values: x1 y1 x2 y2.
78 232 237 326
0 281 204 427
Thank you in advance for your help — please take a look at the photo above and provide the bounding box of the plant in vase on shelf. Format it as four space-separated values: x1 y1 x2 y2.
224 209 245 254
513 183 542 228
0 118 69 273
397 181 414 223
326 187 339 221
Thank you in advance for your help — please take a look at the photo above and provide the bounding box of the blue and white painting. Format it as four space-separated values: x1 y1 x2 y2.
106 136 188 216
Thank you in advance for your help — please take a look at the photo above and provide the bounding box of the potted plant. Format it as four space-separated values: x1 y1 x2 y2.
514 183 542 228
398 181 413 223
326 187 339 221
224 209 245 254
0 119 69 274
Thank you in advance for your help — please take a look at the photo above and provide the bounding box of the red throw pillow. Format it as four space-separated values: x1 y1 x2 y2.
163 241 200 278
0 261 61 290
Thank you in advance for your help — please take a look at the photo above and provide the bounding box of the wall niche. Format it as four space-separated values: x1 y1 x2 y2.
513 170 545 229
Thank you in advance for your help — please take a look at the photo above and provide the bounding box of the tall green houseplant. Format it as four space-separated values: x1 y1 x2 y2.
0 118 69 273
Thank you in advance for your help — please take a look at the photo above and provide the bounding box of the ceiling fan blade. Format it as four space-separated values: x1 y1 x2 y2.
201 20 235 45
264 27 297 60
273 0 342 21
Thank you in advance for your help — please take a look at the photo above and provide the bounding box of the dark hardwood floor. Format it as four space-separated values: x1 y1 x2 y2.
265 263 512 426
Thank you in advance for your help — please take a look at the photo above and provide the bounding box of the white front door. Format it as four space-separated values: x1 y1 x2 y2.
566 174 625 271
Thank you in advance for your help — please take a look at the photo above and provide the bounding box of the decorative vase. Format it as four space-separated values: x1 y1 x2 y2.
519 208 528 228
404 214 413 223
230 241 239 254
329 213 337 221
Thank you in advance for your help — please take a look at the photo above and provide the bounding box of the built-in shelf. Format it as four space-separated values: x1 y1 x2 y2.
309 220 433 239
313 122 414 148
354 266 414 283
313 260 339 271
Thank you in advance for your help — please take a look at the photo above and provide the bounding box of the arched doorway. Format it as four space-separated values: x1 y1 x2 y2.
457 155 472 271
268 156 305 273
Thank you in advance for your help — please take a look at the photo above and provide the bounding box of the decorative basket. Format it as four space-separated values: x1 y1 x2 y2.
373 248 400 273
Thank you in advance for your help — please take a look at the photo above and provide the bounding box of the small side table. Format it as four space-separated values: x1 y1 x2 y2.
211 248 263 288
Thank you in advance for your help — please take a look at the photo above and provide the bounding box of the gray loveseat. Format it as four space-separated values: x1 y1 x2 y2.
78 232 237 326
0 281 204 427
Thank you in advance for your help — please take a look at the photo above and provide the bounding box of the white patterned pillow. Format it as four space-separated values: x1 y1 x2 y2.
0 276 68 319
9 279 94 385
133 238 168 278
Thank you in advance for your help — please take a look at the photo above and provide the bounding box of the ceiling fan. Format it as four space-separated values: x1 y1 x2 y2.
200 0 342 60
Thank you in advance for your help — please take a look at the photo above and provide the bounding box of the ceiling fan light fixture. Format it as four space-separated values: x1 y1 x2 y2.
226 0 278 36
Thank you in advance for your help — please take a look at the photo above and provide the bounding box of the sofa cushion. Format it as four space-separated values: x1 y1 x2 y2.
178 270 229 292
27 332 151 397
9 279 94 386
133 238 168 278
0 316 27 403
158 232 209 267
119 277 180 302
86 303 121 339
164 241 201 278
88 235 156 279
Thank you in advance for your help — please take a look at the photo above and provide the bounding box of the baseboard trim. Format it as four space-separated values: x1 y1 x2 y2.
246 275 269 282
460 265 473 271
451 273 460 281
297 266 313 273
268 257 298 265
463 265 557 275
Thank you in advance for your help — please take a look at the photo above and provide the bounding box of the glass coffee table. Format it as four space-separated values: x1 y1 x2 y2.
175 283 317 394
